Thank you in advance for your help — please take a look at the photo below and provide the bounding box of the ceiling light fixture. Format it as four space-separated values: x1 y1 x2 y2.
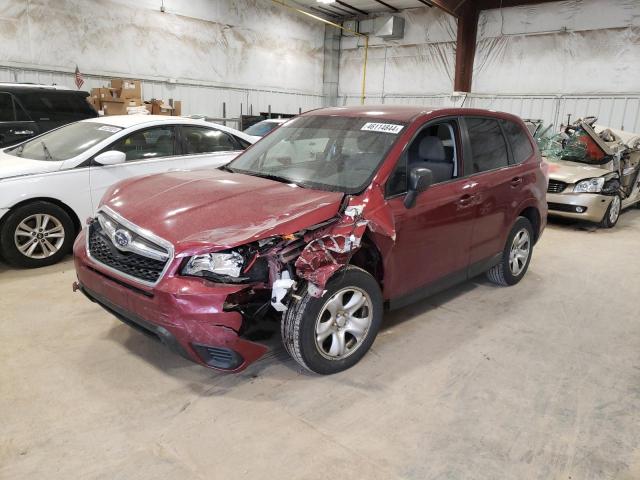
317 0 336 4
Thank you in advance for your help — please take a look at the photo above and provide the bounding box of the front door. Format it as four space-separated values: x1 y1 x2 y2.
89 125 183 210
384 118 477 301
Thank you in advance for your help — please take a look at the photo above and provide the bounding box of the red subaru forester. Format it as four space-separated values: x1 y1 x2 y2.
74 106 547 374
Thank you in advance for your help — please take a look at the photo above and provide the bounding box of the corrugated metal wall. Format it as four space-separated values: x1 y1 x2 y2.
0 66 324 129
338 93 640 132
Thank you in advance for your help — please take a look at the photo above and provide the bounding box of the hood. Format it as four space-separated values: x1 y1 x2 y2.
546 158 612 184
0 149 63 180
103 169 345 252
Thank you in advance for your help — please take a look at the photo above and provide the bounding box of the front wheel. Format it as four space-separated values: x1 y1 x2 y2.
486 217 534 286
281 266 383 375
600 195 621 228
0 201 75 268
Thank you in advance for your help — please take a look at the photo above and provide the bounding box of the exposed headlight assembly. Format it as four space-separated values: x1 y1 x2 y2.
182 252 244 278
574 177 605 193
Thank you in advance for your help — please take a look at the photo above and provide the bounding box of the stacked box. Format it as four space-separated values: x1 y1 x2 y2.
89 78 183 116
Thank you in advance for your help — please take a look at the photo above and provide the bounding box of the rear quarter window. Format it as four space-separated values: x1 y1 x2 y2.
501 119 534 164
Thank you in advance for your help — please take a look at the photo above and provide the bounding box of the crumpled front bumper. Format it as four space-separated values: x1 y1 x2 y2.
547 192 612 223
73 230 268 372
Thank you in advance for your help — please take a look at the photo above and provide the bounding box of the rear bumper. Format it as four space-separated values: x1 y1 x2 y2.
546 192 612 223
73 230 268 372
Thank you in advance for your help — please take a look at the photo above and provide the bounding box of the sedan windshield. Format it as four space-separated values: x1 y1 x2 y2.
6 122 122 161
243 121 283 137
229 116 404 193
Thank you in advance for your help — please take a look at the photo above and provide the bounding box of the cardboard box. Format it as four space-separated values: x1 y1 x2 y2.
91 87 115 100
102 99 127 116
111 78 141 100
150 99 175 115
172 100 182 116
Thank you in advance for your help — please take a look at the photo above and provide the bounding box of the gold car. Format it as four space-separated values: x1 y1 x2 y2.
541 120 640 228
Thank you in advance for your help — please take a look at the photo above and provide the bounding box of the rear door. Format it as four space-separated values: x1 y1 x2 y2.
0 92 38 147
178 125 246 170
461 116 527 269
89 125 183 210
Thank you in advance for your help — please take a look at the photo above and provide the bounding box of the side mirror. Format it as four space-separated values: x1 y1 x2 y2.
404 167 433 209
94 150 126 166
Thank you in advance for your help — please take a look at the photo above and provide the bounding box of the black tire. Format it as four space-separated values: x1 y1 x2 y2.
486 216 534 286
0 201 75 268
281 266 383 375
600 195 621 228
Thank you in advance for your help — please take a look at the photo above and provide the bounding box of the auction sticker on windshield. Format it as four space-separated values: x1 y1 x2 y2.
361 123 404 134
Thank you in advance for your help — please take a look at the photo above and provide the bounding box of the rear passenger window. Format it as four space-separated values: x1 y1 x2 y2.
501 119 533 164
466 118 509 173
182 126 241 154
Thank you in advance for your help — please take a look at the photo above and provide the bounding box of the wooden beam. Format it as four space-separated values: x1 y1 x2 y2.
372 0 400 12
453 5 479 92
336 0 369 15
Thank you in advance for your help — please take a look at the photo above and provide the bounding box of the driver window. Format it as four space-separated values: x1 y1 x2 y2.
109 126 177 161
386 121 459 196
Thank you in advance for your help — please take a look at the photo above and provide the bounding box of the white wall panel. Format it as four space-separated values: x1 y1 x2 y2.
0 0 325 118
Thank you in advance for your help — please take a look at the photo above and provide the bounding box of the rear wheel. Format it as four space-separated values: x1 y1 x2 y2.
0 201 75 268
281 266 383 374
600 195 621 228
486 217 534 286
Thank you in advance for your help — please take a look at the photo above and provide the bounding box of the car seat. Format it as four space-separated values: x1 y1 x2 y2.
414 136 453 184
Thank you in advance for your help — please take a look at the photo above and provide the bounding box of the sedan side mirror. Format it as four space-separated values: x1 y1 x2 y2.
404 167 433 209
94 150 126 166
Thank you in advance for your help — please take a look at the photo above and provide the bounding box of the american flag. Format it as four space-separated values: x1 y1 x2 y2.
74 65 84 89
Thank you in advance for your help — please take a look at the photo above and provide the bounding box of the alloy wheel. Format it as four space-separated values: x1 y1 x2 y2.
609 196 621 224
314 287 373 360
14 214 66 259
508 228 530 277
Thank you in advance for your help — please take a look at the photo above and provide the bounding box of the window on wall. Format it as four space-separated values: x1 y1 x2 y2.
501 119 533 164
466 118 509 173
109 126 177 161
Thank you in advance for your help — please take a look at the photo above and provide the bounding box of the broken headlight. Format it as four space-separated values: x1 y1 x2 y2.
182 252 244 278
574 177 604 193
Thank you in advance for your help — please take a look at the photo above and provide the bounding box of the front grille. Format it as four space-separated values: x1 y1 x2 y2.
547 180 567 193
88 216 169 284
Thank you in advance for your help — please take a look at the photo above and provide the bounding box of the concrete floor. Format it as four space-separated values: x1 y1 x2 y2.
1 209 639 480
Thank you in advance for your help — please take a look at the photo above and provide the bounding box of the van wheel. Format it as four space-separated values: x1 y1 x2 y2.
486 217 534 286
600 195 621 228
0 201 75 268
281 266 383 375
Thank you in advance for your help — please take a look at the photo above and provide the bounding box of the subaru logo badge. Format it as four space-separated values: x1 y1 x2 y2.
114 229 131 248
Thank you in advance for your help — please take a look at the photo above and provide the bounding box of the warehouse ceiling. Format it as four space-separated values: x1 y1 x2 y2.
291 0 561 19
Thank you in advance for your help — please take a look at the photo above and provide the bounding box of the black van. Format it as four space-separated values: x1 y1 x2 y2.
0 83 98 147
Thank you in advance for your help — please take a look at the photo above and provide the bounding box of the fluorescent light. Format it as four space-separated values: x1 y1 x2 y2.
317 0 336 4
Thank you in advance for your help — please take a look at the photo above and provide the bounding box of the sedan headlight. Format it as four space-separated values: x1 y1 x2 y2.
574 177 605 193
182 252 244 278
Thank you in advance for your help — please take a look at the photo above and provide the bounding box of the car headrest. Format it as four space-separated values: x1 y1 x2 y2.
418 136 446 162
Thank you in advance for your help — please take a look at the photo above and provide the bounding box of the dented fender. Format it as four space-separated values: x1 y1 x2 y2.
294 182 396 296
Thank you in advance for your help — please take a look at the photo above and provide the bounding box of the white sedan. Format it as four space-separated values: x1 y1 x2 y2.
0 115 254 268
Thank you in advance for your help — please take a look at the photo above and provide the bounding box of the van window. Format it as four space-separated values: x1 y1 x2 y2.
0 93 13 121
466 118 509 173
17 92 93 120
501 119 533 164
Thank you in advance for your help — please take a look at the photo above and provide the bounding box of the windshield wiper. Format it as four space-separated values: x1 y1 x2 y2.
41 141 54 161
219 164 234 173
247 171 304 186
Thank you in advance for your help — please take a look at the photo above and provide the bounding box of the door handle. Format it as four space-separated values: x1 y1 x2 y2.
458 194 474 206
10 129 34 136
510 176 523 187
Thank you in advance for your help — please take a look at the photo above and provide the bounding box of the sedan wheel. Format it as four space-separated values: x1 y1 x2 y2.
14 214 66 260
600 195 621 228
0 201 75 268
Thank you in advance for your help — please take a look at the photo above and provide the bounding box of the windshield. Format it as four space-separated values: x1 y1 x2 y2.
6 122 122 161
229 116 404 193
243 121 283 137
